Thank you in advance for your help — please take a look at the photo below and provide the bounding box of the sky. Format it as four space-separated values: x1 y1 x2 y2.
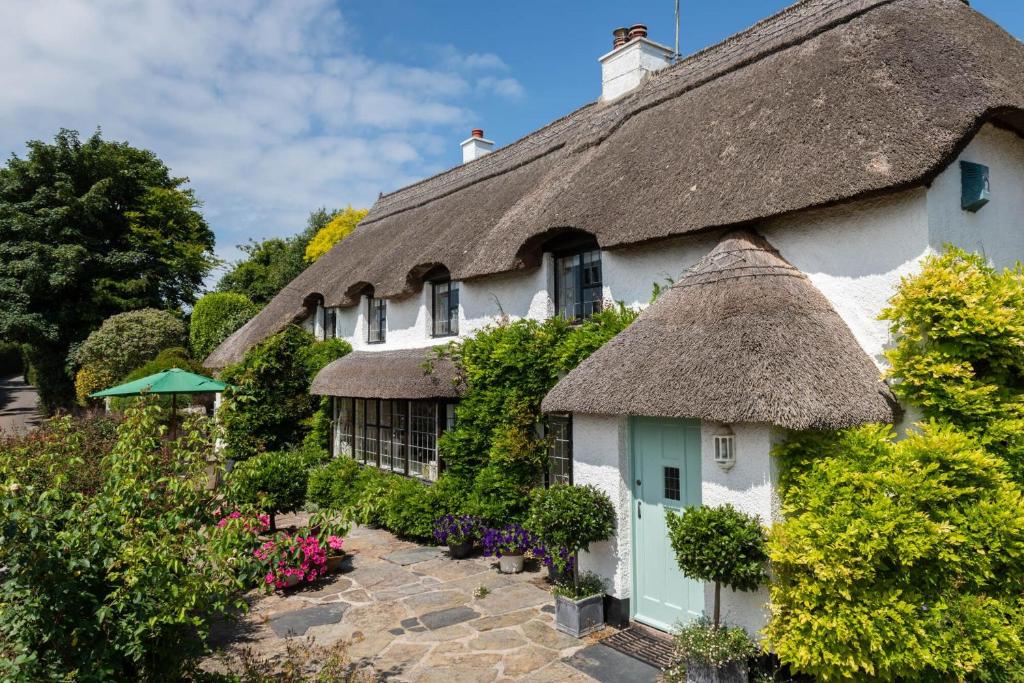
1 0 1021 284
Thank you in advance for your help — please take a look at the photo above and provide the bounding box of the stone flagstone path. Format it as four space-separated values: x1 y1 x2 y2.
206 523 661 682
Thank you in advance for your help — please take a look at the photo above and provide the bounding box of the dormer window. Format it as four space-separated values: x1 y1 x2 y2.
432 279 459 337
322 306 337 340
555 244 603 322
367 296 386 344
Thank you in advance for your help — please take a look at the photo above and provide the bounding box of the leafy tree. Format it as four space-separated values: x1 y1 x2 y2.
665 504 768 627
0 406 250 681
766 423 1024 681
227 450 309 531
304 206 368 262
189 292 260 361
218 327 350 460
217 207 335 305
882 246 1024 481
71 308 186 404
0 129 215 412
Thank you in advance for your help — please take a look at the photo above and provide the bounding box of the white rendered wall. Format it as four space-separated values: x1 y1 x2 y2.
700 422 781 636
573 414 633 599
461 253 555 336
927 123 1024 269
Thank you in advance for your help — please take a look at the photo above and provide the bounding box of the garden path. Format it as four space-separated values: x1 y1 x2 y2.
204 520 661 682
0 373 40 434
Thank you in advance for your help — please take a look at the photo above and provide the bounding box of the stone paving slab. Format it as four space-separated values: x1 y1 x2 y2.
204 525 609 681
268 602 349 637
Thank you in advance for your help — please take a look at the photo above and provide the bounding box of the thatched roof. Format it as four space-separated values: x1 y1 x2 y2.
310 348 462 400
542 231 897 429
207 0 1024 368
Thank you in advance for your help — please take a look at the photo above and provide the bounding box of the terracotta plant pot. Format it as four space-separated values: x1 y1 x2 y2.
326 554 345 573
448 540 473 559
498 554 525 574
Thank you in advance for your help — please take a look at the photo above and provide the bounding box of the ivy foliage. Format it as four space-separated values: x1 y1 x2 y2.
666 504 768 627
218 326 350 460
766 423 1024 681
189 292 260 361
882 246 1024 480
304 206 368 263
438 304 639 505
0 406 249 681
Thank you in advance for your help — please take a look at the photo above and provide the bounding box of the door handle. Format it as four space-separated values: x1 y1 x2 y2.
637 499 642 519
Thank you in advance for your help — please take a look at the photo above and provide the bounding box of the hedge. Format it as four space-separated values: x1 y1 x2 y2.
189 292 260 361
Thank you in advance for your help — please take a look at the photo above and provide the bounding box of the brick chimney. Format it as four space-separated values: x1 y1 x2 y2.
461 128 494 163
599 24 673 102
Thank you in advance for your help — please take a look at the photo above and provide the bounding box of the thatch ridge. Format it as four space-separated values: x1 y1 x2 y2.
206 0 1024 368
542 230 897 429
310 347 462 400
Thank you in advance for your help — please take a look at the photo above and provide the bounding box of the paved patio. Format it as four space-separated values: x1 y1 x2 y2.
205 523 661 682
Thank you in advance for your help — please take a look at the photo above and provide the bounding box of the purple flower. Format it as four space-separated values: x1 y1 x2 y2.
433 514 482 545
482 523 535 558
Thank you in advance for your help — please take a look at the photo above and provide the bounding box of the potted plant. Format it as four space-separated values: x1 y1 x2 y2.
667 618 759 683
526 484 616 638
253 529 329 591
433 514 482 559
482 523 534 573
310 512 349 573
665 504 768 682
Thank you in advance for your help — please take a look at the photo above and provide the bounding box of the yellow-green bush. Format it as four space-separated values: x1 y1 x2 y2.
766 423 1024 681
303 206 368 263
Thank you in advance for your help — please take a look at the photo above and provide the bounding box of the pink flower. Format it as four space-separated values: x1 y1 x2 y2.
327 536 344 551
265 572 275 584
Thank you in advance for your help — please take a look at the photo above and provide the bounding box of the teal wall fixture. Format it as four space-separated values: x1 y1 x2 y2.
961 161 991 212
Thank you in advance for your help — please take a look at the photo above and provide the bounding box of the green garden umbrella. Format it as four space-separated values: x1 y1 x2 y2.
91 367 229 437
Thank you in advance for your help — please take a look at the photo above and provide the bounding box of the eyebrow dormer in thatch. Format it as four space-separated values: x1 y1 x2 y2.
541 230 897 430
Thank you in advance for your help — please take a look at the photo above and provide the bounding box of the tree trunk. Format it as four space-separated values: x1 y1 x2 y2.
269 510 277 532
713 581 721 628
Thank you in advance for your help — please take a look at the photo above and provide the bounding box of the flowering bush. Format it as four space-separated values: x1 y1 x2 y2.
532 542 576 574
482 523 535 558
254 532 331 590
433 514 482 545
665 618 758 674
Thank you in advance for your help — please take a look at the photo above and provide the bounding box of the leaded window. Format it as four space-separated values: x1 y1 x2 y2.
555 248 602 322
432 280 460 337
323 307 337 340
367 297 386 343
409 401 438 479
334 397 354 457
338 398 442 481
546 414 573 486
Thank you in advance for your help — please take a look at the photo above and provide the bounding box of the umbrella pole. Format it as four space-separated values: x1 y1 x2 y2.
172 393 177 440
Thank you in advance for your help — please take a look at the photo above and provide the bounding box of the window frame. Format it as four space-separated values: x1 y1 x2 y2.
322 306 337 340
545 414 573 487
367 296 386 344
431 279 460 338
553 243 603 323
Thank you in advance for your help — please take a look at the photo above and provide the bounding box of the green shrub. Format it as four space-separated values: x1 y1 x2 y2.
428 474 472 517
307 457 362 511
71 308 186 380
882 246 1024 481
348 467 396 527
0 405 247 681
666 618 758 673
468 464 533 527
382 476 436 541
228 450 309 531
666 504 768 627
766 423 1024 681
189 292 260 361
0 414 119 495
526 483 616 584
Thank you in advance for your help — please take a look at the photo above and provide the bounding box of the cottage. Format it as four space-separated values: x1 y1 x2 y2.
207 0 1024 635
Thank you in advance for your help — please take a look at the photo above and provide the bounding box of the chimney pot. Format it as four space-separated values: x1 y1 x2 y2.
612 27 629 48
471 128 484 139
628 24 648 41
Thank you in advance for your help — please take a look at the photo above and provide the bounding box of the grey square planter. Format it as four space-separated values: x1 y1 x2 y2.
555 594 604 638
685 659 748 683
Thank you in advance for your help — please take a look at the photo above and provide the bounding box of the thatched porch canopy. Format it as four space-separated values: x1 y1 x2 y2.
542 231 897 430
310 348 462 400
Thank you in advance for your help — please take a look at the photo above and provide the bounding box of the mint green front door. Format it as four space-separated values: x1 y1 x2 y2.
631 417 703 632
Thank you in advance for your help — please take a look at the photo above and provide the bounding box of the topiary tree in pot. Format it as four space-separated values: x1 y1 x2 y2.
666 504 768 683
526 483 616 637
227 450 309 531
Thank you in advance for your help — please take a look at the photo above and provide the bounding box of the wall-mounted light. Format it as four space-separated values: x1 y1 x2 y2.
713 424 736 471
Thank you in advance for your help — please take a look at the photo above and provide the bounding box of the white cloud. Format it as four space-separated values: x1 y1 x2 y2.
0 0 524 279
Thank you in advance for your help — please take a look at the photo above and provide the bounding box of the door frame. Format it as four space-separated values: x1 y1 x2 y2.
629 416 702 630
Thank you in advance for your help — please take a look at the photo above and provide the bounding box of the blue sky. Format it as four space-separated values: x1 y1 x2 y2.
1 0 1021 283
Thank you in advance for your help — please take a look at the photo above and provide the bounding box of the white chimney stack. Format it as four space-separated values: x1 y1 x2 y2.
599 24 673 102
461 128 494 163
